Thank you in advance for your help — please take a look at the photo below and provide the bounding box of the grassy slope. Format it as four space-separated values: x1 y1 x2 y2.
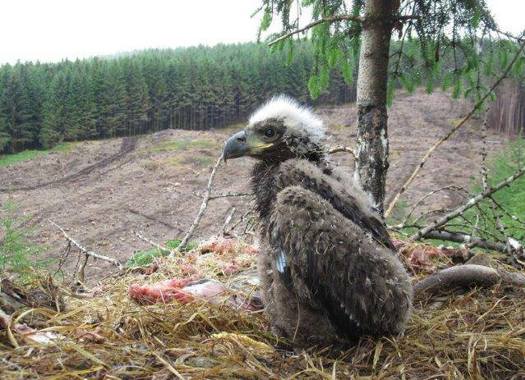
0 143 76 167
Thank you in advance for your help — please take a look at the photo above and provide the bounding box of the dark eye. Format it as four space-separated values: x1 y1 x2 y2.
264 128 275 138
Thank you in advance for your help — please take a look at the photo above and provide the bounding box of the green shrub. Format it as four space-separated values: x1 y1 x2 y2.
0 143 76 167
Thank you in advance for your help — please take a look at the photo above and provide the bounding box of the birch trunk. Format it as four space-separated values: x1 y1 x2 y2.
355 0 397 215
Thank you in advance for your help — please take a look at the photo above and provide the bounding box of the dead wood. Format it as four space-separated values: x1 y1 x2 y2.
221 207 236 235
176 154 223 253
410 165 525 241
49 220 123 270
134 231 173 254
422 230 508 252
414 264 525 296
209 192 253 200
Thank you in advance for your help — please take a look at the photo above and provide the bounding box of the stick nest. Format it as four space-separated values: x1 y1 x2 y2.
1 239 524 379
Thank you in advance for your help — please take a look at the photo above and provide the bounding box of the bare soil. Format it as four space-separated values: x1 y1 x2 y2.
0 90 508 281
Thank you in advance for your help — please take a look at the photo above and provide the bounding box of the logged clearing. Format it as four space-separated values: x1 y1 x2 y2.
0 90 509 279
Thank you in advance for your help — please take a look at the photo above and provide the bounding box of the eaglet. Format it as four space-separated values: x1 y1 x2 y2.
223 96 413 348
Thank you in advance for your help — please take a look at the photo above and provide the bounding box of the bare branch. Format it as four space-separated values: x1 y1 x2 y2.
209 192 253 200
176 155 223 253
393 185 468 229
225 206 256 236
221 207 236 235
49 220 123 270
422 230 508 252
489 26 524 42
134 231 173 254
480 107 491 191
385 36 525 218
410 166 525 241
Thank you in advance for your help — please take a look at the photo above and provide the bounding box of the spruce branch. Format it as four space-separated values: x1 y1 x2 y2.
268 14 417 46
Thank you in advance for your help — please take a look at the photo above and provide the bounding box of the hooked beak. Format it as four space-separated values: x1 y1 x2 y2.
223 130 248 161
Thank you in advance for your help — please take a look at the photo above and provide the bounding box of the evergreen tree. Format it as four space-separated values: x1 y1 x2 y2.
2 38 512 155
123 59 150 135
257 0 522 212
40 71 69 148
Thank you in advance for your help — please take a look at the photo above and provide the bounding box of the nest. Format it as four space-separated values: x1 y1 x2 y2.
1 239 524 379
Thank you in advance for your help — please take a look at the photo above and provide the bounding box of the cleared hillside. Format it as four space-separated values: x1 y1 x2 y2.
0 90 509 279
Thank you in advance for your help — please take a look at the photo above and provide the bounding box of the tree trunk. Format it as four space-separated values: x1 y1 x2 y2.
355 0 397 215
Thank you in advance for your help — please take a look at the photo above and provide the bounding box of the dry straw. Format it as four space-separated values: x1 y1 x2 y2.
1 241 524 379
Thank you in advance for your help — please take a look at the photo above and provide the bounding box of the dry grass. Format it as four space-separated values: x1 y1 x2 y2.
148 137 218 154
1 240 524 379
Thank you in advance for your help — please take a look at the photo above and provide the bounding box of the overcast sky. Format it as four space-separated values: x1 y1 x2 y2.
0 0 523 65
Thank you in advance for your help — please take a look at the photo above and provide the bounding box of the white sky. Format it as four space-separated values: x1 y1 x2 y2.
0 0 523 65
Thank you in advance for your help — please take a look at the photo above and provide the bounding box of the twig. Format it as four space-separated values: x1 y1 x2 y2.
77 254 89 284
49 220 123 270
385 36 525 218
422 230 507 252
134 231 173 254
410 166 525 241
176 154 223 253
225 206 255 236
489 26 524 42
393 185 468 228
221 207 236 235
209 192 253 200
489 196 525 227
480 106 491 191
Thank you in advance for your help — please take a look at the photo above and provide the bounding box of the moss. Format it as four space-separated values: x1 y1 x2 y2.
126 239 198 268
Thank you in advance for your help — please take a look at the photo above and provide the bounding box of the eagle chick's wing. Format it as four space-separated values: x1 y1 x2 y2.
267 184 412 338
275 159 395 250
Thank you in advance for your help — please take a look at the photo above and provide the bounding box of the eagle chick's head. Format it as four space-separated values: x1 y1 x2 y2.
223 95 325 162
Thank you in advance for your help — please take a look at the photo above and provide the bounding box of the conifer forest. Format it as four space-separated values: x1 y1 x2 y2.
0 43 356 154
